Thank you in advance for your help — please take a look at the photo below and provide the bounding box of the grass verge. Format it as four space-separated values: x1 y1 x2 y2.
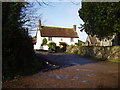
108 60 120 63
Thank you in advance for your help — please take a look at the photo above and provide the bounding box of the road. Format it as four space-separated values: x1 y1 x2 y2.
3 51 118 88
35 51 99 68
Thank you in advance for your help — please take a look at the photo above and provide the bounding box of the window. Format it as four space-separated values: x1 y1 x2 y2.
70 38 74 42
48 37 52 41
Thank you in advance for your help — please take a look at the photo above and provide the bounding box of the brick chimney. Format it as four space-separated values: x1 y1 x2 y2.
38 20 41 29
73 25 76 31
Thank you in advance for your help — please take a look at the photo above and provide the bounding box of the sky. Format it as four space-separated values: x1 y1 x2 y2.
29 1 88 42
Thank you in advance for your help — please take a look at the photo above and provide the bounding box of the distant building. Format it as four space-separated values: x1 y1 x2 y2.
86 35 113 46
34 20 79 50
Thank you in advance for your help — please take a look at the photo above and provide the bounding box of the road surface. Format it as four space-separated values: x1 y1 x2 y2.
3 51 118 88
35 51 99 68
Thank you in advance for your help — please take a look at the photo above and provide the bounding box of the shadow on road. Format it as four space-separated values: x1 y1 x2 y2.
35 51 102 72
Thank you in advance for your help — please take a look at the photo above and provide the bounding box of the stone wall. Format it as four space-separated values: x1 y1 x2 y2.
66 46 120 60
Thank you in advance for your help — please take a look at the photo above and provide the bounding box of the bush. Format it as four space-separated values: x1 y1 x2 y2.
48 42 56 52
41 38 47 46
59 42 68 52
55 46 60 52
59 42 67 46
75 42 83 46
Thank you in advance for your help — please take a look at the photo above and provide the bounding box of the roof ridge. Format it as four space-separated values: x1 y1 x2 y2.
42 26 73 29
40 25 78 38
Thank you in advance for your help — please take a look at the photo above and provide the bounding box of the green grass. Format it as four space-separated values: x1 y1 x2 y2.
65 51 74 54
108 60 120 63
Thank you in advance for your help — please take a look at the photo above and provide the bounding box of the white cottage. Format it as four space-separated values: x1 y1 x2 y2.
34 20 79 50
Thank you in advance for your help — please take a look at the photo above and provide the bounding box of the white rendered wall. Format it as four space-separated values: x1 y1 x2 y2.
34 37 78 50
34 30 79 50
34 30 42 50
45 37 78 46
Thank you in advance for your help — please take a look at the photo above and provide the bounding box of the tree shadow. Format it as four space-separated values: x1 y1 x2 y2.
35 51 102 72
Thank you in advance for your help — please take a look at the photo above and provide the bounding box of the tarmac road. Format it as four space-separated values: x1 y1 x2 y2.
3 51 118 88
35 51 99 68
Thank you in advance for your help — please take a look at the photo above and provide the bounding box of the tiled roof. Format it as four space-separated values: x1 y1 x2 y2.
40 26 78 38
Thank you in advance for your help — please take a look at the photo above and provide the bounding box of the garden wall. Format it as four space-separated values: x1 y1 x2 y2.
66 46 120 61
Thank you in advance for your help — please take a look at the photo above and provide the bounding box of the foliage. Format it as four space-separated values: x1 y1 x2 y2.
78 2 120 40
41 38 47 46
55 46 61 52
59 42 68 52
59 42 68 47
2 2 45 80
48 42 56 51
75 42 83 46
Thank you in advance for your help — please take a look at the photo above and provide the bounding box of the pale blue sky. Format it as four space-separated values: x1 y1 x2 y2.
29 1 88 42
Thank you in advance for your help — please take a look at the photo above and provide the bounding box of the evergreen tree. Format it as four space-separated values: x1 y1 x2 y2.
78 2 120 42
2 2 39 80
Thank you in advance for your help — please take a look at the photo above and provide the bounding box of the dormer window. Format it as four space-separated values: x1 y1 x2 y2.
48 37 52 41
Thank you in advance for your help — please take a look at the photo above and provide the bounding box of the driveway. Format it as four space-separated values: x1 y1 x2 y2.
3 51 118 88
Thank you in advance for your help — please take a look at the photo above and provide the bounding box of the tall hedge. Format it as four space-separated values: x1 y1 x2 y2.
2 2 38 80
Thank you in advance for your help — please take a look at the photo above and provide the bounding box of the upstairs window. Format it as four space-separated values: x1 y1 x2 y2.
48 37 52 41
61 38 63 41
70 38 74 42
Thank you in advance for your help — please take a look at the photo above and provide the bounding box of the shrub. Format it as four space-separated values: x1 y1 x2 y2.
41 38 47 46
59 42 68 52
55 46 60 52
48 42 56 52
59 42 67 46
75 42 83 46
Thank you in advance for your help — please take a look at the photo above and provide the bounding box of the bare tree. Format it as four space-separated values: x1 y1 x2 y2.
22 1 54 36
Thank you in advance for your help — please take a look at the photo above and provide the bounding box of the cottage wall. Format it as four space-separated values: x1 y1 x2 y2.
34 30 42 50
34 35 78 50
44 37 78 46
